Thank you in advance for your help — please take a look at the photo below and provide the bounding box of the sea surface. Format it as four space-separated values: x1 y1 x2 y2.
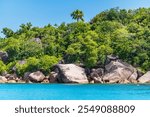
0 84 150 100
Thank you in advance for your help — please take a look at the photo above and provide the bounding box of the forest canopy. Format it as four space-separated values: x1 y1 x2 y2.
0 7 150 76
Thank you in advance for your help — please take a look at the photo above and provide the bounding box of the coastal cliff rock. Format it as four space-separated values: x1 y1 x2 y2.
90 68 104 83
49 72 58 83
23 72 31 81
55 64 88 83
103 60 138 83
138 71 150 83
29 71 45 82
105 55 119 65
0 51 8 63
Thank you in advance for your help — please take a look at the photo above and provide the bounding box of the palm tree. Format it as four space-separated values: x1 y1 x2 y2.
71 10 84 22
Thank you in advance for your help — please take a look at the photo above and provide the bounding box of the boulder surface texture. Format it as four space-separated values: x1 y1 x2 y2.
56 64 88 83
103 60 138 83
138 71 150 83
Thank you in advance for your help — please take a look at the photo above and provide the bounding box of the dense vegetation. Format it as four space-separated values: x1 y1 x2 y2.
0 8 150 76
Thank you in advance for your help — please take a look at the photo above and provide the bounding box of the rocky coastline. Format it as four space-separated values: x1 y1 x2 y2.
0 55 149 84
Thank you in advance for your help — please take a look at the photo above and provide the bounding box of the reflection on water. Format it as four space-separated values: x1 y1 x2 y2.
0 84 150 100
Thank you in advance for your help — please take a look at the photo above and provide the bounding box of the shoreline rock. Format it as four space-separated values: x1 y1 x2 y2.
138 71 150 83
29 71 45 82
0 56 149 84
102 60 138 84
55 64 89 84
90 68 104 83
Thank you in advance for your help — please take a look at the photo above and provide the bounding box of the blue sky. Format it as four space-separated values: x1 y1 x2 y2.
0 0 150 37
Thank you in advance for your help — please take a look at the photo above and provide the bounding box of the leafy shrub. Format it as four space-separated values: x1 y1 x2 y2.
39 55 60 74
15 57 40 76
6 61 17 73
15 56 59 76
15 61 28 76
19 41 44 59
0 60 7 74
26 57 40 72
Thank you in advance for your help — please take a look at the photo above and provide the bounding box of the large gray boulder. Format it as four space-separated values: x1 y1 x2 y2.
56 64 88 83
138 71 150 83
103 61 138 83
29 71 45 82
0 51 8 62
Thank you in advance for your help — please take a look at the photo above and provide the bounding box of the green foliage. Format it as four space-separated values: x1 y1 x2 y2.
98 45 113 64
15 62 28 76
15 57 40 76
0 60 7 74
80 32 98 67
39 55 60 74
19 41 44 59
91 7 150 71
2 28 14 38
15 56 59 76
0 7 150 75
4 38 21 61
6 61 17 73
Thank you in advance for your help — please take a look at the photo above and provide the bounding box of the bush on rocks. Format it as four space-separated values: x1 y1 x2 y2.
15 56 59 76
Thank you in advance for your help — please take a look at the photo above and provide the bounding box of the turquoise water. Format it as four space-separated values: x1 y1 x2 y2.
0 84 150 100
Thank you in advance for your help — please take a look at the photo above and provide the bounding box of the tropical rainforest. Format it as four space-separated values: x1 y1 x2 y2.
0 7 150 76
